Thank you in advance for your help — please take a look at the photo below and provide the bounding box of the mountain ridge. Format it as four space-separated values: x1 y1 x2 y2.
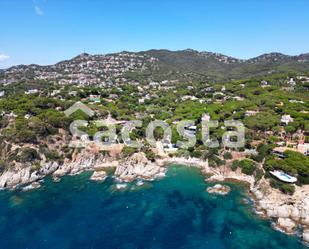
3 49 309 69
1 49 309 84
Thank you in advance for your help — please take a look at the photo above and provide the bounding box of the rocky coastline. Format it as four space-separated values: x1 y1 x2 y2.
0 150 308 245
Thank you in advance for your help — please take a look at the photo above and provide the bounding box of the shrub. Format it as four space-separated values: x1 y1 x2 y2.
144 149 156 162
44 149 62 162
231 160 239 171
18 148 40 162
0 160 8 174
122 146 138 157
239 159 256 175
254 168 264 183
223 152 232 160
270 179 295 195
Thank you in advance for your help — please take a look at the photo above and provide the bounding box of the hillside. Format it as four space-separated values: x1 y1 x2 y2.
1 49 309 86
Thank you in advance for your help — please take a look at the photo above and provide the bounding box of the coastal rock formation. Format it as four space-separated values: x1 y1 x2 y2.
207 184 231 195
0 166 31 189
0 150 308 245
0 162 59 189
303 229 309 244
22 182 41 191
252 178 309 238
276 218 297 234
53 147 117 178
90 171 107 182
0 144 119 189
115 152 166 182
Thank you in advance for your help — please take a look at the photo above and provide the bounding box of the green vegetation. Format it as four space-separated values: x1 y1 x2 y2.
232 159 257 175
264 151 309 184
270 178 295 195
0 69 308 192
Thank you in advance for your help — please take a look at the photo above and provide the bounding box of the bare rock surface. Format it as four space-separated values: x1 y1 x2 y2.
115 152 166 182
90 171 107 182
207 184 231 195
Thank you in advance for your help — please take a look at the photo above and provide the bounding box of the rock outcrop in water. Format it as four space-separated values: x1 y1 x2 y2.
115 152 166 182
207 184 231 195
303 230 309 244
90 171 107 182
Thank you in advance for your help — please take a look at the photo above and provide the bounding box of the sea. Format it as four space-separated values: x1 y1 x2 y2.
0 165 307 249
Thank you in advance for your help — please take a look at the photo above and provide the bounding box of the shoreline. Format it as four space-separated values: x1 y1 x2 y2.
0 152 308 245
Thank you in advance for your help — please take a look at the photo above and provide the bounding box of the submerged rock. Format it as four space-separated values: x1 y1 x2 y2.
22 182 41 191
207 184 231 195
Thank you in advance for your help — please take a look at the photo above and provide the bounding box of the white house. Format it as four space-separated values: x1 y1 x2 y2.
245 110 259 117
181 95 198 101
202 113 211 122
25 89 38 95
288 78 296 86
297 143 309 156
281 114 294 126
0 91 5 97
261 80 270 87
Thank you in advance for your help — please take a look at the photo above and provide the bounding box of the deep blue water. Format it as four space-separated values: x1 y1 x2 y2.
0 166 307 249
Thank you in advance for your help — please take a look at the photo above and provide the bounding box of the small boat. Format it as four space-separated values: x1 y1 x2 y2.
270 170 297 183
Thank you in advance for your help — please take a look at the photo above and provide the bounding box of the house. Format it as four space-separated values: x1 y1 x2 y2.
25 89 38 95
109 94 119 99
245 110 259 117
184 125 197 136
181 95 198 101
272 147 290 158
0 91 5 97
271 146 307 158
138 98 145 104
244 149 258 156
149 82 159 88
24 114 32 119
261 80 270 87
297 143 309 156
50 90 61 96
163 143 178 154
281 115 294 126
201 113 211 122
289 99 304 104
232 96 244 101
69 91 78 96
89 95 101 103
287 78 296 86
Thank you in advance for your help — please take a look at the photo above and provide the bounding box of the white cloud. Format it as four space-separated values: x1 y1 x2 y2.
0 54 10 62
34 5 44 15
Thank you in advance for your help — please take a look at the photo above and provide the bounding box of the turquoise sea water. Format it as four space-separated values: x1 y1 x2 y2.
0 165 307 249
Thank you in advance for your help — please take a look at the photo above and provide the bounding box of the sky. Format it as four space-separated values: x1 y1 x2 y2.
1 0 309 68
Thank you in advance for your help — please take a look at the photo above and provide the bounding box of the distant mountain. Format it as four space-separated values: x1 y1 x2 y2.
141 49 309 80
1 49 309 85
